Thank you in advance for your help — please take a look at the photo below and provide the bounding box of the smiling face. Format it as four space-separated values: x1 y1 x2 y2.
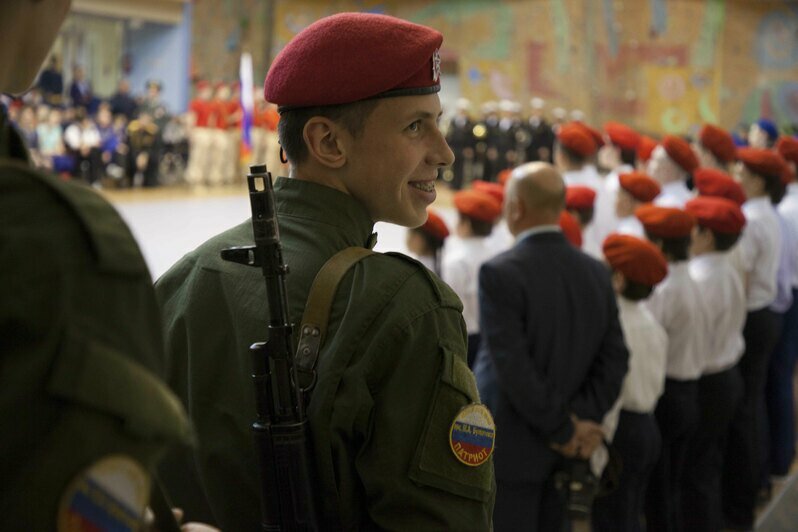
339 94 454 227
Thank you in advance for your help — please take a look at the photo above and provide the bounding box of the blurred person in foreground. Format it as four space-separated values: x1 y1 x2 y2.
0 1 214 530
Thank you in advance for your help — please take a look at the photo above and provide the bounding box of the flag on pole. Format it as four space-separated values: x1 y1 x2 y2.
239 52 254 164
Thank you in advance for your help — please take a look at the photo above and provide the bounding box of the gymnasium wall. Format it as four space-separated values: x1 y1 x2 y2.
193 0 798 136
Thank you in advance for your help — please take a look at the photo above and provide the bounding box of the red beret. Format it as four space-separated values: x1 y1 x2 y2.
264 13 442 108
559 210 583 248
575 122 605 148
420 209 449 240
472 180 505 205
776 136 798 167
497 169 513 187
698 124 737 164
685 197 746 235
619 171 661 203
635 205 696 239
662 135 699 174
637 135 658 163
693 168 746 206
566 185 597 211
454 190 503 222
737 147 788 180
558 123 597 157
603 234 668 286
604 122 641 151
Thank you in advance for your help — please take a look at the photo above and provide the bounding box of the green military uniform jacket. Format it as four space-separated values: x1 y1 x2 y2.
156 177 496 530
0 113 191 529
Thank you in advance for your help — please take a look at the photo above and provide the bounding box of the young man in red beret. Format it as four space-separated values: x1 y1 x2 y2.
593 234 668 532
693 124 737 172
723 147 786 529
648 135 699 208
635 205 706 532
595 122 641 245
615 171 661 237
444 189 502 368
155 13 494 530
766 137 798 481
694 167 746 206
680 196 747 532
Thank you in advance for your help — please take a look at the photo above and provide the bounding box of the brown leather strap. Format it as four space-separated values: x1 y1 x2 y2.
295 247 375 392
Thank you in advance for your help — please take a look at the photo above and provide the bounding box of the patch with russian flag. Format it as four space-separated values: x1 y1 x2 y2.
449 404 496 467
57 455 150 531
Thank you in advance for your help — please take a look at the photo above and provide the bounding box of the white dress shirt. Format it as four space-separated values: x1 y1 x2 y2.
733 196 782 310
594 164 634 244
689 253 746 374
563 166 604 258
654 180 693 208
616 215 645 237
485 220 514 256
645 262 707 380
442 236 496 334
778 183 798 288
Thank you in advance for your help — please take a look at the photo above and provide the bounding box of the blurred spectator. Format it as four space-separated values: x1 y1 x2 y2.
64 108 102 185
126 111 160 187
96 104 127 182
140 79 169 127
68 65 93 110
37 55 64 106
109 79 138 120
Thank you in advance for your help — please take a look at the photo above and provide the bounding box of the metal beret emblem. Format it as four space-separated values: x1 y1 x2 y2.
432 49 441 82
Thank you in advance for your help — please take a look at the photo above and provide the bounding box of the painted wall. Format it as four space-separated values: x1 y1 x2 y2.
238 0 797 136
126 2 192 113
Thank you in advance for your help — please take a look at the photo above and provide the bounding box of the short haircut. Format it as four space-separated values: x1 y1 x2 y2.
620 147 637 167
569 207 594 227
459 213 494 237
412 227 446 254
622 279 654 301
713 229 741 251
645 232 690 262
277 99 380 165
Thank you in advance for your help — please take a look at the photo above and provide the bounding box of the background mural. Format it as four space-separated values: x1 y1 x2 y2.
192 0 798 135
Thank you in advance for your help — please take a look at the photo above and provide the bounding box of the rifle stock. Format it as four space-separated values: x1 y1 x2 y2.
221 165 318 531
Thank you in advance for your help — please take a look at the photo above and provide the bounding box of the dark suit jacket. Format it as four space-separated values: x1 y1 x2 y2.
474 230 628 483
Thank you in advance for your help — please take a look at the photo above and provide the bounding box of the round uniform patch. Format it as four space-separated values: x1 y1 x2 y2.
449 403 496 467
57 455 151 532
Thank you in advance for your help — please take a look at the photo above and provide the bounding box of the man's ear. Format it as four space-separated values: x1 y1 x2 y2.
303 117 347 169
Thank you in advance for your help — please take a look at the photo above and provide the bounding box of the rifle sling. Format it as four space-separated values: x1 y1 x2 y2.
295 247 375 392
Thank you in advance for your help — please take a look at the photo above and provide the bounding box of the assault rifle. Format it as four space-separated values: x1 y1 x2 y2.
221 164 318 531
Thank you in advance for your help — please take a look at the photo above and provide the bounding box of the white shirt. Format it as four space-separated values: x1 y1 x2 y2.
442 237 496 334
616 215 644 237
733 196 782 310
485 220 514 256
689 253 746 374
645 262 707 380
654 180 693 208
563 166 604 258
415 254 437 275
778 183 798 288
595 164 634 244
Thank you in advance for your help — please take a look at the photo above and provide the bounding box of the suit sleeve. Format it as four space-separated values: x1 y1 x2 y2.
478 260 575 444
569 274 629 422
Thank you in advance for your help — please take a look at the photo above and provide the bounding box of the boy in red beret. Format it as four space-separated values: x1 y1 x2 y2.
637 135 658 171
615 172 661 237
635 205 706 532
405 208 449 276
592 234 668 532
565 184 603 256
680 196 747 531
648 135 699 208
722 147 786 528
693 124 737 172
694 167 746 206
767 137 798 481
595 122 641 245
155 13 495 530
444 190 503 368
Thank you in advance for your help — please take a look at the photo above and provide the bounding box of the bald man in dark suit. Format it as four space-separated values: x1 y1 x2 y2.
474 162 629 530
